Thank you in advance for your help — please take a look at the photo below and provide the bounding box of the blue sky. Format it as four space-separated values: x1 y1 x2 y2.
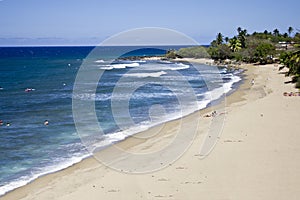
0 0 299 46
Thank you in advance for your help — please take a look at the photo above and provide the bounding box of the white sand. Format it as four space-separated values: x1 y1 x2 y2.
2 64 300 200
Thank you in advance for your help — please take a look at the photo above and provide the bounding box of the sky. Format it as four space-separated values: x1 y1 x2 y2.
0 0 299 46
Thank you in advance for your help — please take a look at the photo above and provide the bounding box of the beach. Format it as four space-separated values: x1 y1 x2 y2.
1 62 300 200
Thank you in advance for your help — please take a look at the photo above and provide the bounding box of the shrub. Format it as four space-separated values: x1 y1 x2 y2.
177 46 210 58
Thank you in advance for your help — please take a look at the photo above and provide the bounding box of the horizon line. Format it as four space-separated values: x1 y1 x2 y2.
0 44 209 47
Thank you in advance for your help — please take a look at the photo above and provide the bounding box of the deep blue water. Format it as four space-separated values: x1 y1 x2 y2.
0 46 242 195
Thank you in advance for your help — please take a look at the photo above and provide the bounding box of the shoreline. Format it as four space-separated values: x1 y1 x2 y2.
2 61 300 199
0 58 242 196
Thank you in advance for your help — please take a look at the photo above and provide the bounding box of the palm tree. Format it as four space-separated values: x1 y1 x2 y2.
216 33 224 45
228 37 242 52
238 29 247 48
237 27 242 34
273 29 280 36
242 29 248 36
225 37 229 43
264 30 269 35
288 26 294 37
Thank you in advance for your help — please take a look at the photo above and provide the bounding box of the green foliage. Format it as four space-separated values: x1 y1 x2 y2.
296 77 300 88
280 50 300 76
294 33 300 43
280 50 300 88
210 40 218 47
254 42 275 63
209 27 297 63
177 46 210 58
224 37 229 43
237 29 247 48
288 27 294 36
208 44 232 60
228 37 242 52
177 27 300 68
227 34 273 63
165 50 177 59
250 31 292 43
273 29 280 36
216 33 224 45
234 48 255 62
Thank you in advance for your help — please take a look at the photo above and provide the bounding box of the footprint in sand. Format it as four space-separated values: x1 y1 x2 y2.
157 178 169 181
108 189 120 192
154 194 173 198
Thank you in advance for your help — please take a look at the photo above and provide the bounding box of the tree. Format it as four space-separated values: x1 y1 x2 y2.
238 29 247 48
165 50 177 59
237 27 242 34
216 33 224 45
280 50 300 76
242 29 248 36
208 44 232 60
225 37 229 43
255 42 275 63
273 29 280 36
228 37 242 52
177 46 210 58
210 40 218 47
294 33 300 43
280 50 300 88
288 26 294 37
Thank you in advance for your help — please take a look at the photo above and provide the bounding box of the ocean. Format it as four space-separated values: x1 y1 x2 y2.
0 46 242 196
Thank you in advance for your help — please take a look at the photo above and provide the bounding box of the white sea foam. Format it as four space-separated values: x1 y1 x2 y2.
0 152 90 196
124 71 167 78
201 68 227 74
172 63 190 70
73 93 112 101
127 60 146 63
100 62 140 70
139 63 189 71
90 74 242 153
159 60 173 64
95 59 105 63
198 75 241 109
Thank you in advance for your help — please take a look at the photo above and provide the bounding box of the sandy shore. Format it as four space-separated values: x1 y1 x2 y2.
1 63 300 200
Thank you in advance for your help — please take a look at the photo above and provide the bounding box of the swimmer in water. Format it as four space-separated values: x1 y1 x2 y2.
44 120 49 126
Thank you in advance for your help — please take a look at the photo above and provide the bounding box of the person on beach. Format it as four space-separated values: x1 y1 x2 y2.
283 92 300 96
212 111 217 117
251 79 255 85
204 111 217 118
